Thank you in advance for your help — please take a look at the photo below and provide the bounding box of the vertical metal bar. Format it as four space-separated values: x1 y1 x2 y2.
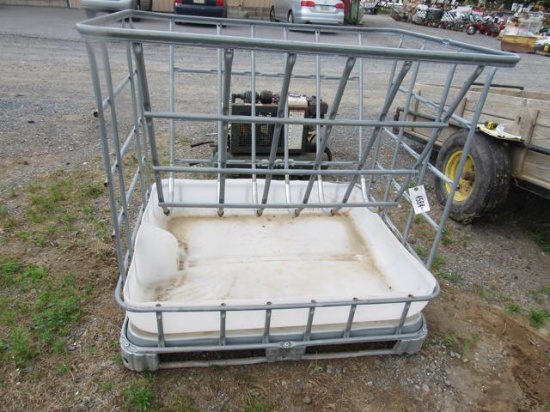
304 301 316 342
314 30 325 206
332 60 413 214
101 42 134 263
155 304 166 348
397 65 485 258
296 57 356 215
124 41 149 210
217 48 234 217
220 303 227 346
383 59 422 202
168 19 176 203
426 67 498 269
249 25 258 205
343 300 358 339
357 33 367 201
395 301 411 335
85 40 127 281
263 302 272 344
133 42 164 211
258 53 297 215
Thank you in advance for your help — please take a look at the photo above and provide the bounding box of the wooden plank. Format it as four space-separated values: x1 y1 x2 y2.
515 150 550 191
154 0 173 12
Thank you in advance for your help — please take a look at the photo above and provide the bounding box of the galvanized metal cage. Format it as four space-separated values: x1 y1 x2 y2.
76 11 519 371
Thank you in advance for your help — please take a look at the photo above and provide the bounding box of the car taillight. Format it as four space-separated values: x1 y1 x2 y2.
216 0 224 6
301 1 316 7
175 0 182 4
335 2 344 8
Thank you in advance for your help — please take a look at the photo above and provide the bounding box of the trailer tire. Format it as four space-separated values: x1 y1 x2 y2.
435 129 510 223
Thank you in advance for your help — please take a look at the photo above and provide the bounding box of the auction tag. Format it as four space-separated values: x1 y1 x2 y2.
408 185 430 214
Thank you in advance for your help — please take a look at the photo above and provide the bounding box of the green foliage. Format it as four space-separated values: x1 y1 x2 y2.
437 270 462 283
0 261 88 368
8 326 39 367
443 335 457 349
33 274 81 345
505 303 521 315
0 257 22 287
244 398 271 412
7 170 107 250
122 379 154 412
529 309 550 329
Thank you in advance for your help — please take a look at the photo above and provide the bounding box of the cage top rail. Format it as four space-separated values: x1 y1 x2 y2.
76 11 520 68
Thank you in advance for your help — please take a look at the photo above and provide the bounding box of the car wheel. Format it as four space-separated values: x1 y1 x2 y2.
85 9 98 18
138 0 153 11
288 11 294 23
269 7 276 22
435 129 510 223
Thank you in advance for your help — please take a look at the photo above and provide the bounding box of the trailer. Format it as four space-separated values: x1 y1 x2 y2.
76 11 519 371
397 84 550 222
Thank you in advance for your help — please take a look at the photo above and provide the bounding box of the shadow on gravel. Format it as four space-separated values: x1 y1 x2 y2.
485 186 550 252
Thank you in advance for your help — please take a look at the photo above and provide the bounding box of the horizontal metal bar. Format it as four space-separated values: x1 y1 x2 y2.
157 200 399 210
154 165 418 177
147 111 450 129
173 67 359 81
77 14 519 67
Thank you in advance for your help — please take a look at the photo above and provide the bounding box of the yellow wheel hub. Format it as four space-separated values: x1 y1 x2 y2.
444 151 475 202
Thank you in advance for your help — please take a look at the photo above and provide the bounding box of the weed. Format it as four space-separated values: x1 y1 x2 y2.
8 326 38 367
431 255 445 272
0 257 21 287
100 380 113 393
505 303 521 315
442 227 453 246
414 246 427 258
438 270 462 283
122 379 154 412
20 265 46 290
244 398 271 412
443 335 456 349
57 362 69 376
529 309 550 328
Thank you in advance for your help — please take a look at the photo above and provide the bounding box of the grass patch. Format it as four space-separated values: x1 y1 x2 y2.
505 303 521 315
1 169 108 253
443 335 457 349
529 309 550 329
122 379 155 412
0 260 91 367
437 270 462 284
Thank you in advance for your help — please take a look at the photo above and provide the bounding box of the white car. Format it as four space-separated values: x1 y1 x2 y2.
269 0 345 25
81 0 152 18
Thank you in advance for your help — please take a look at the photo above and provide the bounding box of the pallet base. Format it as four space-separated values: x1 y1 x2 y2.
120 315 428 371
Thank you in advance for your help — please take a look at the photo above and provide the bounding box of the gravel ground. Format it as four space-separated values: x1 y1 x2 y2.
1 6 550 411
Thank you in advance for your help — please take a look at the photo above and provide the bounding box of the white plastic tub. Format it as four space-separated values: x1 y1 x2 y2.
123 179 437 336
